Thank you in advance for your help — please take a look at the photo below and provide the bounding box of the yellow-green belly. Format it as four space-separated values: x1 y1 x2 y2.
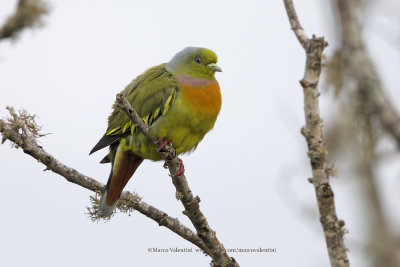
120 92 220 161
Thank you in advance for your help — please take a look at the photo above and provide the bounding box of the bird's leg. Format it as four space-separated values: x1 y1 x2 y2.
173 158 185 177
155 139 184 176
163 158 185 177
155 138 172 152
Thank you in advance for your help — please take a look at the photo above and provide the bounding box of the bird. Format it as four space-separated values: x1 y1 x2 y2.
89 47 222 217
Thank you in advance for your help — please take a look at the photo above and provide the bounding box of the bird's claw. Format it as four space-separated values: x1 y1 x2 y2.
163 162 168 169
173 158 185 177
155 138 172 152
156 139 183 176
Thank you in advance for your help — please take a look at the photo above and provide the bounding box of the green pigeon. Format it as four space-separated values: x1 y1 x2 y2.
90 47 222 217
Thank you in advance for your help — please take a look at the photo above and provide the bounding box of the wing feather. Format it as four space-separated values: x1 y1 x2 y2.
89 63 178 155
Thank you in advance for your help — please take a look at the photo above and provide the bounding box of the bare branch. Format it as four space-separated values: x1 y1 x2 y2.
283 1 349 266
0 107 207 256
335 0 400 147
115 94 238 267
333 1 400 266
283 0 308 48
0 0 49 41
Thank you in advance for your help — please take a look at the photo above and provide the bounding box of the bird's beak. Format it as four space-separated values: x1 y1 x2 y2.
207 63 222 72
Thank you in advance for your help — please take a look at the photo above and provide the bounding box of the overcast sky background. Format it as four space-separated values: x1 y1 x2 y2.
1 1 400 266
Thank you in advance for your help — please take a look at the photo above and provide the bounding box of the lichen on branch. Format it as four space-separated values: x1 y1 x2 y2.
0 104 237 267
0 0 49 40
0 106 208 262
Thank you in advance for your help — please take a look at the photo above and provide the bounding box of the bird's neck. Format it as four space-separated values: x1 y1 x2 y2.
176 74 216 87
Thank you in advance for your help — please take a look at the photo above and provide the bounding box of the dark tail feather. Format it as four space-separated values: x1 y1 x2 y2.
98 146 143 217
100 154 110 164
89 132 128 155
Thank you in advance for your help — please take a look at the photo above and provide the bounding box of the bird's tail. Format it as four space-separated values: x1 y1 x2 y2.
98 144 143 217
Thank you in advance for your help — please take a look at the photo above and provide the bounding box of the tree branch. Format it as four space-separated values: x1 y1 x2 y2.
283 1 350 266
1 103 237 266
0 106 207 258
115 94 239 267
282 0 308 48
0 0 49 41
335 0 400 147
333 1 400 266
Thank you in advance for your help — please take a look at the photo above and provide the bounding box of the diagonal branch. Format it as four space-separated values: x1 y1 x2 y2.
115 94 239 267
0 106 207 255
283 1 349 267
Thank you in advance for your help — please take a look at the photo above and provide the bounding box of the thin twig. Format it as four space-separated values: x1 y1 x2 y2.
0 107 207 254
283 1 350 266
283 0 308 48
115 94 238 267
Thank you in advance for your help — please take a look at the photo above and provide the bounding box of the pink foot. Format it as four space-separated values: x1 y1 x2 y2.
155 138 171 152
173 158 185 177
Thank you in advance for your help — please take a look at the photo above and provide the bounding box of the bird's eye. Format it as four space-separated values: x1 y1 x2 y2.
195 57 201 64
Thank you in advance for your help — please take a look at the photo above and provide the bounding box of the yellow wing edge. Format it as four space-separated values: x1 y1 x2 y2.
106 87 177 137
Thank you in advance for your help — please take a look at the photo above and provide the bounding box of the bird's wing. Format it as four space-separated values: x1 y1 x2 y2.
89 63 178 155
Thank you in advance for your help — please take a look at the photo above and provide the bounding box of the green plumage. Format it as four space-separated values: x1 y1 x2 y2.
90 64 177 157
91 48 222 161
91 47 222 217
108 64 177 132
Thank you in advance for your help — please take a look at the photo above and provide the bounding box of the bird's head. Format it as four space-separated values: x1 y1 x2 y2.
166 47 222 80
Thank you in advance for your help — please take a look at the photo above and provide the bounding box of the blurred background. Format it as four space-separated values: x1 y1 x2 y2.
0 0 399 266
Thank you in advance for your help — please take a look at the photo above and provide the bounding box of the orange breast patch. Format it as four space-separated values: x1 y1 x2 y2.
178 75 221 117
